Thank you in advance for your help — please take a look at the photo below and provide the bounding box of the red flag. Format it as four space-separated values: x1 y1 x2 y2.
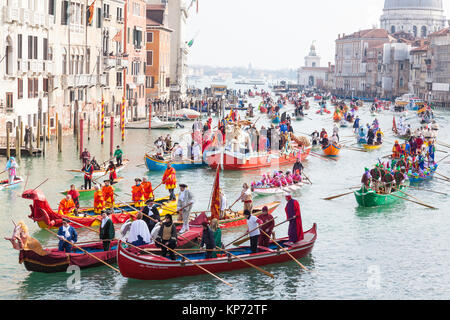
210 166 221 221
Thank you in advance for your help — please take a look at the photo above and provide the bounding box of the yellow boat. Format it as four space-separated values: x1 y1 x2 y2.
362 144 382 151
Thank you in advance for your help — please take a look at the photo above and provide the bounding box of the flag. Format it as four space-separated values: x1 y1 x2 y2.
87 0 96 25
210 166 221 221
113 30 122 42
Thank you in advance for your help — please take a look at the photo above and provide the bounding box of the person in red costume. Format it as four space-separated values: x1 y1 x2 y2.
284 192 304 244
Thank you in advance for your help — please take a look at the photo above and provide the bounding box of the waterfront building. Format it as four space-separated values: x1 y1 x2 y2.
428 28 450 108
380 0 447 37
146 2 172 101
297 43 329 90
409 42 430 100
380 42 412 99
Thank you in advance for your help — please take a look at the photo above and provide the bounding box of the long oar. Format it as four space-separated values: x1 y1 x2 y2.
31 178 49 192
152 237 233 287
388 193 437 210
0 170 6 175
302 171 312 185
436 154 450 164
407 185 448 196
435 172 450 181
323 190 357 201
225 217 278 248
177 234 275 279
259 229 308 271
44 228 120 273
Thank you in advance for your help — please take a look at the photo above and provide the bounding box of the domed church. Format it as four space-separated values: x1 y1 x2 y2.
380 0 447 37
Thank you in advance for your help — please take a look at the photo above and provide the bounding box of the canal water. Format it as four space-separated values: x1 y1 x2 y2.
1 95 450 300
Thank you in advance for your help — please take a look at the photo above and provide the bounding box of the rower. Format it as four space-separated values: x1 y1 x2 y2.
131 178 145 208
91 157 101 170
102 180 115 208
81 148 91 166
284 193 304 245
57 218 78 252
106 161 117 183
142 198 160 234
67 185 80 209
162 163 177 201
394 168 406 189
141 177 154 201
99 209 115 251
58 195 76 215
156 214 177 260
82 160 94 190
370 165 382 192
243 210 262 254
258 206 275 248
200 221 216 259
361 168 371 190
93 185 105 214
128 212 151 247
382 169 394 194
114 145 123 167
240 183 253 213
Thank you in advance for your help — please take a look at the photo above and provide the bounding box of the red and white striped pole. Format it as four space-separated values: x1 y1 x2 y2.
121 96 125 141
110 116 114 156
101 96 105 144
148 101 152 129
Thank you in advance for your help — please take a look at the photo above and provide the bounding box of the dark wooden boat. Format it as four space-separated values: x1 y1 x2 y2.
117 224 317 280
19 227 203 273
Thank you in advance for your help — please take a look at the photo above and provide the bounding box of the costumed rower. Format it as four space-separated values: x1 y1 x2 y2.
361 168 371 190
284 193 303 244
244 210 262 254
258 206 275 248
127 212 151 246
82 160 94 190
131 178 145 208
240 183 253 213
142 198 160 234
57 218 78 252
67 185 80 209
162 163 177 201
102 180 115 208
200 221 216 259
5 157 18 184
99 209 115 251
156 214 178 260
58 195 76 215
93 185 105 214
177 183 194 234
141 177 154 201
114 145 123 166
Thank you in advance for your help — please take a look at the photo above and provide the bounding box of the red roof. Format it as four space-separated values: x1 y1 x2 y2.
410 44 429 52
340 29 390 40
428 28 450 37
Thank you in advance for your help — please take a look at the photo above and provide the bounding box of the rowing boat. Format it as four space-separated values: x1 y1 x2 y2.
0 176 24 190
407 164 438 183
117 224 317 280
66 159 130 177
322 144 341 157
19 227 203 273
22 189 177 230
362 143 383 151
252 182 304 196
60 177 124 199
216 201 280 229
145 154 206 171
354 186 405 207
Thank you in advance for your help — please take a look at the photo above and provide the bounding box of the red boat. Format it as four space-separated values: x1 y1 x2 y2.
117 224 317 280
205 147 311 171
19 226 203 273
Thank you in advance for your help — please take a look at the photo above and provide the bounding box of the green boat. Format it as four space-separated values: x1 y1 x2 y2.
354 186 405 207
60 178 123 200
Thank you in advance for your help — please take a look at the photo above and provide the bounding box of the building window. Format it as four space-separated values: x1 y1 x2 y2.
147 51 153 66
43 38 48 60
413 26 418 38
421 26 427 38
117 7 123 22
33 36 38 59
147 32 153 43
391 26 395 34
103 4 110 19
48 0 55 15
6 93 13 111
43 78 49 95
34 78 38 98
28 36 33 59
399 77 404 87
61 1 69 25
18 79 23 99
18 34 22 59
97 8 102 28
28 79 33 98
116 71 123 87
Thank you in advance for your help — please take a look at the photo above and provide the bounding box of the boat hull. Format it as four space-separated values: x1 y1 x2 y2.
206 148 311 171
0 176 24 190
362 144 382 151
117 224 317 280
66 160 130 177
354 188 403 207
407 165 438 183
145 154 206 171
322 144 340 156
252 183 304 196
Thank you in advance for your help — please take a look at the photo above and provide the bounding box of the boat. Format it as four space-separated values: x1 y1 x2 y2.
117 224 317 281
125 118 177 130
362 144 382 151
60 178 124 199
354 187 405 207
205 147 311 171
215 201 280 229
66 159 130 178
322 144 340 157
19 227 203 273
252 182 304 196
22 189 178 230
173 108 201 120
144 154 206 171
316 108 331 115
0 176 24 190
407 164 438 183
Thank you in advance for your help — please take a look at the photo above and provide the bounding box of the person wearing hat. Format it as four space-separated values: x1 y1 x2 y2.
156 214 177 260
81 159 94 190
392 141 402 159
131 178 145 208
370 165 382 192
284 193 303 245
68 184 80 209
100 209 115 251
162 163 177 201
114 145 123 167
381 168 394 194
142 198 160 234
177 183 194 234
200 221 216 259
361 168 371 190
102 179 115 208
258 206 275 248
57 218 78 252
244 210 263 254
141 177 154 201
240 183 253 213
93 185 105 214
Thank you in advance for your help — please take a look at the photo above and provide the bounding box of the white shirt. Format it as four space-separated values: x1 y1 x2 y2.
127 220 151 244
247 215 261 237
220 194 227 211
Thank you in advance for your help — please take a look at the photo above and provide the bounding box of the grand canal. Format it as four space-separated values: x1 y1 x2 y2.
1 91 450 300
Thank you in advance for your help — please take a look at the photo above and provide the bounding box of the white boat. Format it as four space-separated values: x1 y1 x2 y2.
252 183 304 196
125 117 177 130
0 176 24 190
173 108 201 120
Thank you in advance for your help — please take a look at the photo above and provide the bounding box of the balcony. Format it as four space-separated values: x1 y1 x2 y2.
98 74 108 87
3 6 20 23
116 59 129 69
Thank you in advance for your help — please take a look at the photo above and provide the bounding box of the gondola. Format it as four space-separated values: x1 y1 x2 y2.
144 154 206 171
117 224 317 281
362 143 382 151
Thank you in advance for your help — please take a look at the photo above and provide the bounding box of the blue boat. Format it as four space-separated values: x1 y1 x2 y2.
407 164 438 183
145 154 207 171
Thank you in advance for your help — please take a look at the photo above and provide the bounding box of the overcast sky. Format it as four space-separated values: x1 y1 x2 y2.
185 0 450 69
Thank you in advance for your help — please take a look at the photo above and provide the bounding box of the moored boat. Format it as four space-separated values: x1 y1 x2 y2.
145 154 206 171
0 176 24 190
66 159 130 177
117 224 317 281
322 144 340 156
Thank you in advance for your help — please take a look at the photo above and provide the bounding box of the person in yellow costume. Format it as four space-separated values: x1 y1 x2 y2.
93 185 105 214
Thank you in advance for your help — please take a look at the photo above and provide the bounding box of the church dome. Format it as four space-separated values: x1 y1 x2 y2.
384 0 443 10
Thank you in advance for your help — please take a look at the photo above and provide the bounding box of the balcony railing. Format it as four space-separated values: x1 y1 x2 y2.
116 59 129 69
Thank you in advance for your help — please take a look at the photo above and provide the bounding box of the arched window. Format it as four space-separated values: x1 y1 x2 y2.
413 26 418 38
399 77 404 87
391 26 396 33
421 26 427 38
5 36 13 75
